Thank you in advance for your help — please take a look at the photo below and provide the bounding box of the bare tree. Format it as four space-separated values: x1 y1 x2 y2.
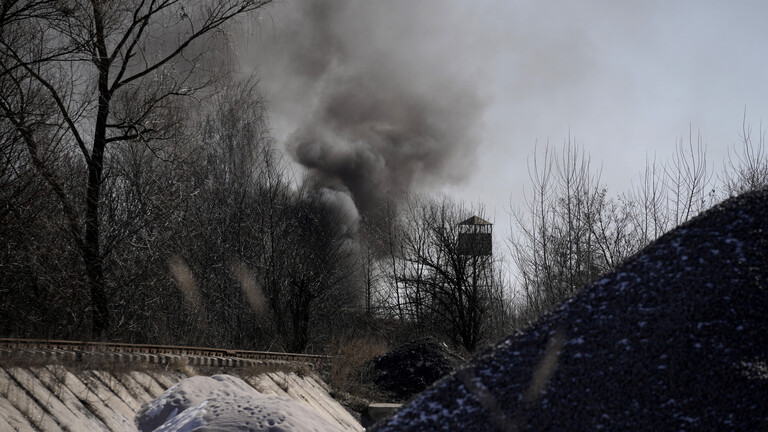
625 154 669 245
177 79 276 347
356 196 410 327
510 132 717 325
0 0 274 337
509 142 608 319
722 116 768 196
508 140 654 323
120 78 287 348
278 187 360 352
395 194 505 353
664 129 715 227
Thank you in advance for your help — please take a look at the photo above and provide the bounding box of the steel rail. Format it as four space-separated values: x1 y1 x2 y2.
0 338 330 364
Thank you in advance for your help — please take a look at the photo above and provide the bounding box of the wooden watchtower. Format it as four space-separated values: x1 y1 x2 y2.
457 216 493 256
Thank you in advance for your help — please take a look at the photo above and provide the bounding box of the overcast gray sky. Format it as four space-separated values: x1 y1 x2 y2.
242 0 768 235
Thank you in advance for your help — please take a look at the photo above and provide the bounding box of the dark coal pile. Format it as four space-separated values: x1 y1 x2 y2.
369 338 464 401
372 189 768 431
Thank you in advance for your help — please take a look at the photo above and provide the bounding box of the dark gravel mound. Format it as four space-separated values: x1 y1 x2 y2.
369 338 464 401
372 189 768 431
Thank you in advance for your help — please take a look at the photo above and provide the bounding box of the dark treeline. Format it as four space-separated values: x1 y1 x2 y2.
1 1 767 355
0 0 504 353
0 72 509 352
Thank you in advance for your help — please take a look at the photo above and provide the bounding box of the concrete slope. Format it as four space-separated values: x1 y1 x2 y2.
253 372 363 432
0 363 362 432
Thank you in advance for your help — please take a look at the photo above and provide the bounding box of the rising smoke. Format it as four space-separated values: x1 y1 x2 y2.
246 0 486 223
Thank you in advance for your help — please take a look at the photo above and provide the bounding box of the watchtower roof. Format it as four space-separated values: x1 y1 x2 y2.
458 216 492 226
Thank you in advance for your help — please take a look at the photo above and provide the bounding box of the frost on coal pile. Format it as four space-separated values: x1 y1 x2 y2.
135 374 343 432
369 337 464 401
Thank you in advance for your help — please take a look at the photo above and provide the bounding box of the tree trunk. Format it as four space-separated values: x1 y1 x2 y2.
290 287 311 352
85 152 108 338
87 1 111 338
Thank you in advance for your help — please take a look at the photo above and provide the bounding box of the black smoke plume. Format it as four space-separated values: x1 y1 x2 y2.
251 0 485 221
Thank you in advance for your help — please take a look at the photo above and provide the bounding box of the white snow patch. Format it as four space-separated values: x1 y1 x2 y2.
135 375 344 432
154 400 208 432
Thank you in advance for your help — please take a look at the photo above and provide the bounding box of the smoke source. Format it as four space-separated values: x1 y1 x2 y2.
247 0 486 219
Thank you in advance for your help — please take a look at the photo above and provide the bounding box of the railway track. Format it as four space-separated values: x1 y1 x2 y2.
0 338 331 368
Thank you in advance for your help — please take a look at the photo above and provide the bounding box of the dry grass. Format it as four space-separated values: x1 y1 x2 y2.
325 336 389 400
